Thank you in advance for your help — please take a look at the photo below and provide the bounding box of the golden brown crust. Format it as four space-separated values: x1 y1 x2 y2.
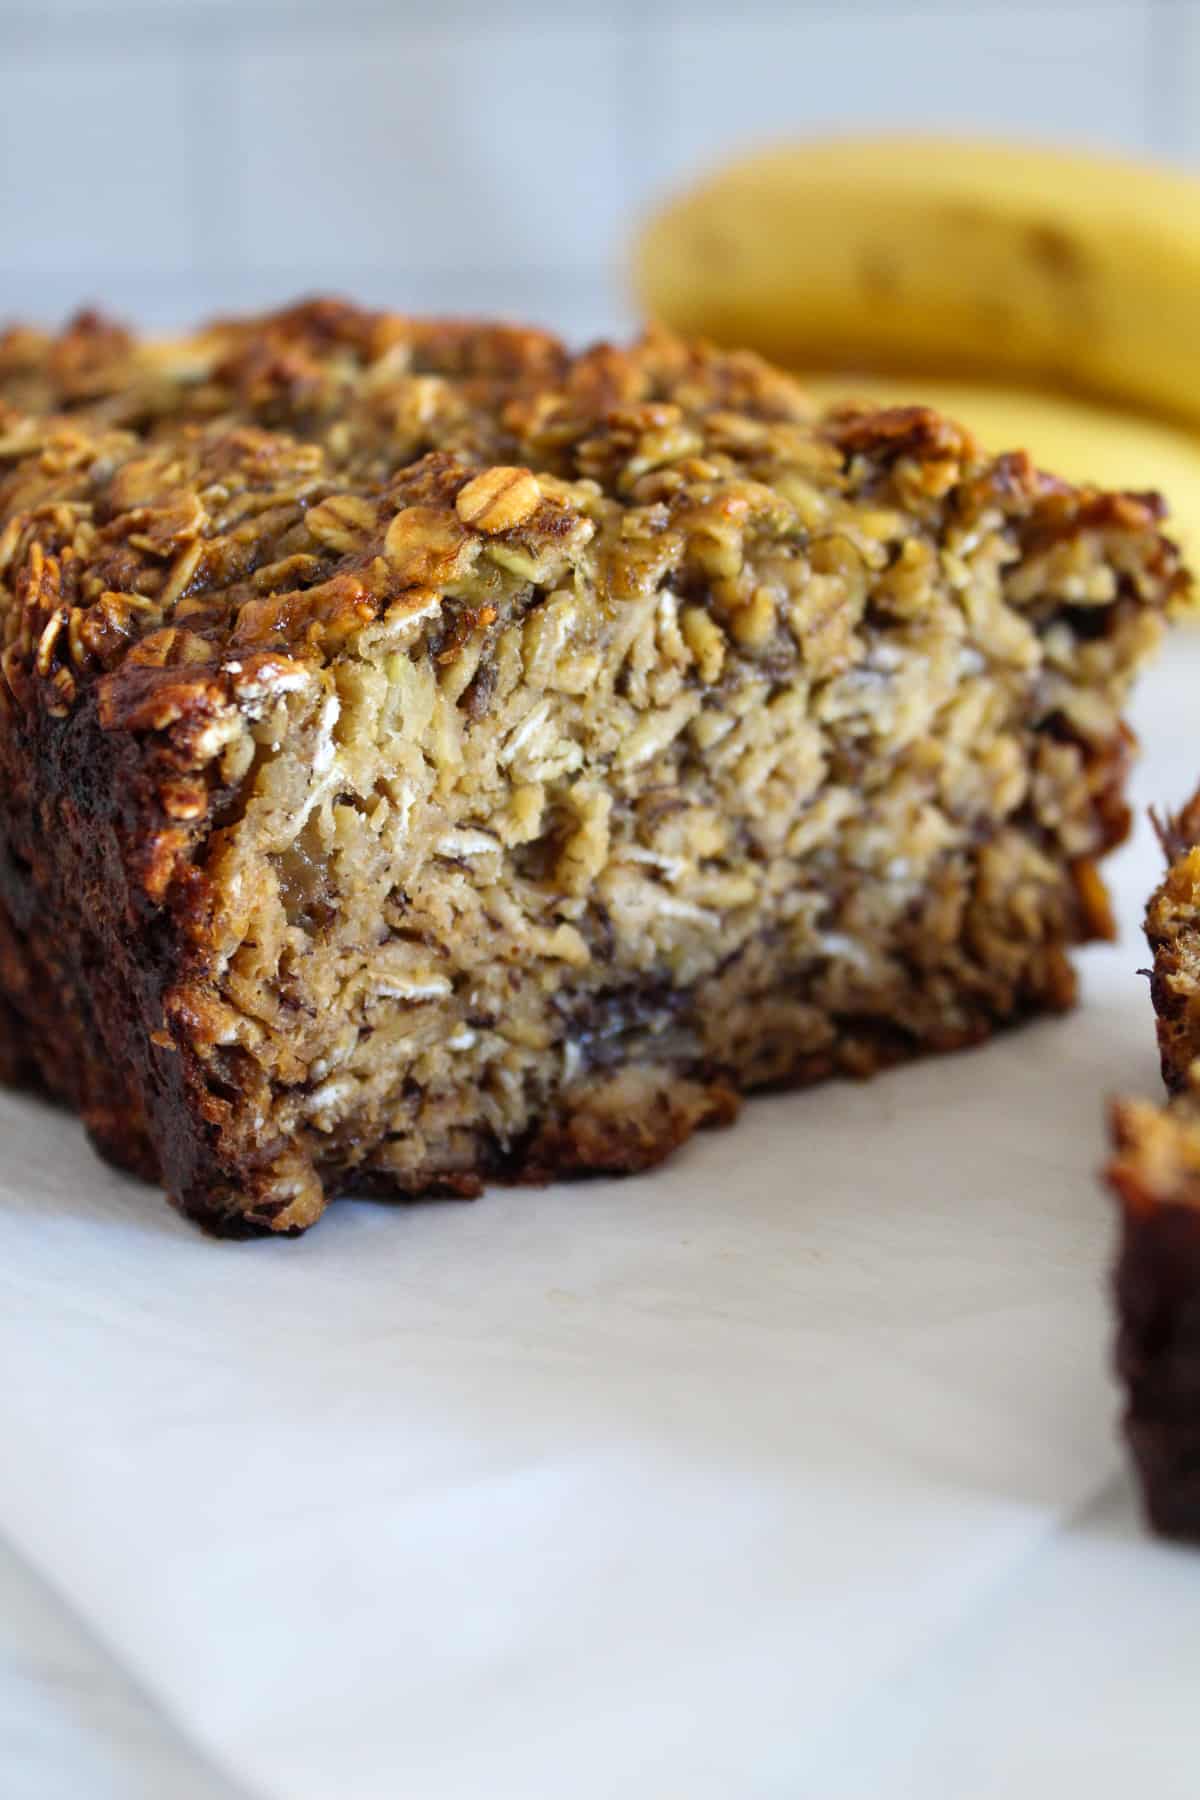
1140 794 1200 1090
0 305 1183 717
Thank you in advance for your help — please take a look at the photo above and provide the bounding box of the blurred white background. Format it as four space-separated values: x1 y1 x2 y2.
1 0 1197 342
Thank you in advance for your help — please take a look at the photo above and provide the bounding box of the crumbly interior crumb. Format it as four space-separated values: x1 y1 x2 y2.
0 301 1184 1231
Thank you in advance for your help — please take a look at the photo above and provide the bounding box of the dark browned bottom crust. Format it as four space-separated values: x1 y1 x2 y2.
0 854 1068 1239
1110 1099 1200 1540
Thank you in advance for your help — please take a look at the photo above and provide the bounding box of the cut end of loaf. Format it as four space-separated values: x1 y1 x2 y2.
0 299 1185 1233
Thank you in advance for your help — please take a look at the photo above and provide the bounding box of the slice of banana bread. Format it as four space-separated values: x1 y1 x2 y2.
0 301 1184 1234
1110 1093 1200 1539
1109 792 1200 1539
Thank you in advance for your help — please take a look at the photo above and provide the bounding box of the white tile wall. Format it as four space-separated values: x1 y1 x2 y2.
648 3 1158 188
0 0 1193 343
0 44 204 275
1154 0 1200 159
232 20 632 279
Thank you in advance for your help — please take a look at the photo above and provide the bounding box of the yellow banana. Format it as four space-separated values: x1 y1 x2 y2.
796 374 1200 562
634 135 1200 430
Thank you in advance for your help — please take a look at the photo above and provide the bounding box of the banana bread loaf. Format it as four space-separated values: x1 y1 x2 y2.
1109 792 1200 1539
0 300 1184 1233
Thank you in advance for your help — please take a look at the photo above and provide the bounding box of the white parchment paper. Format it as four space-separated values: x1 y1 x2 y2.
3 654 1200 1800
